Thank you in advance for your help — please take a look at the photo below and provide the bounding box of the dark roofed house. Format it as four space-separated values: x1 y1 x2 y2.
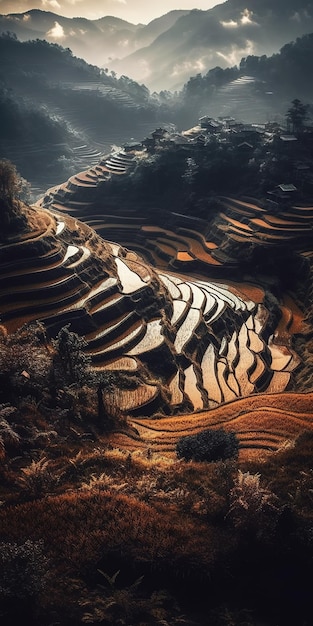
124 141 143 152
237 141 254 152
267 183 298 206
278 184 297 192
152 128 168 140
280 134 298 143
199 116 221 132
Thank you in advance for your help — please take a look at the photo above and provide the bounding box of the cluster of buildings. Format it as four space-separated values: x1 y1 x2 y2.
123 114 313 207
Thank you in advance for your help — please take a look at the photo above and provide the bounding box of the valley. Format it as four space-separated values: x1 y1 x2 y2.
1 2 313 624
1 132 313 623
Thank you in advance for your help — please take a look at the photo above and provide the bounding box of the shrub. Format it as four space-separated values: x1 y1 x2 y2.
0 321 51 403
0 539 49 600
227 470 280 537
16 457 59 499
176 429 239 463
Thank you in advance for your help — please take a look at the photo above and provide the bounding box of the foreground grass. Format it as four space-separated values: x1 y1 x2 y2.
1 422 313 625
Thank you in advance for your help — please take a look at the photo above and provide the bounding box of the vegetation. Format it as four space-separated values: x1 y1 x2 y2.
1 25 313 619
103 94 312 220
176 429 239 462
286 98 309 134
0 332 313 626
182 32 313 114
0 34 160 189
0 159 28 238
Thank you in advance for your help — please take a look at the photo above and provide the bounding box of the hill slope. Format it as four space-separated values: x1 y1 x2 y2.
0 35 160 195
111 0 313 89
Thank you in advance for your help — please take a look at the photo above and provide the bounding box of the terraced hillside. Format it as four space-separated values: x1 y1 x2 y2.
2 200 300 420
26 146 313 457
39 148 313 277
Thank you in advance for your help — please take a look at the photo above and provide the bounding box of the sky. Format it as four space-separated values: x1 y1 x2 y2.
0 0 221 23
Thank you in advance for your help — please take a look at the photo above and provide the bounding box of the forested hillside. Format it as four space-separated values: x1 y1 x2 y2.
0 34 158 194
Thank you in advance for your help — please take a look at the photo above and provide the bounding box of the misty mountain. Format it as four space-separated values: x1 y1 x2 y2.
0 34 159 194
0 8 189 69
111 0 313 90
179 32 313 125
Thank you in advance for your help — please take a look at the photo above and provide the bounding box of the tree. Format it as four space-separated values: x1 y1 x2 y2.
0 159 18 203
52 325 92 387
286 99 309 134
176 428 239 463
0 159 27 236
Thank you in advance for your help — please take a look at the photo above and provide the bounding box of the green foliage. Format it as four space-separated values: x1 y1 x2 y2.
176 429 239 463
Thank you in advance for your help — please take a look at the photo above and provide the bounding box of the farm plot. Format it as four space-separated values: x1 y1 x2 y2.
8 183 310 417
130 392 313 461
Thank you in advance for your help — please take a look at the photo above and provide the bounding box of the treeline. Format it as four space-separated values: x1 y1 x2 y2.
0 85 73 180
0 34 159 188
183 32 313 104
0 33 153 104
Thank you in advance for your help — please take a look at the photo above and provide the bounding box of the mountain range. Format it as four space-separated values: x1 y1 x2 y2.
1 0 313 90
0 8 190 78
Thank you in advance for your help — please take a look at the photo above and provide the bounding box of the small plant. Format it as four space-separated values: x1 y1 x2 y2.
176 429 239 463
0 404 20 458
79 569 187 625
0 539 49 600
80 473 127 493
227 470 280 537
16 456 58 498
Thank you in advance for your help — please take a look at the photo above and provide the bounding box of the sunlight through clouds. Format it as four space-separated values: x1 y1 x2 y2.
41 0 61 9
171 58 207 78
240 9 258 26
217 39 254 65
0 1 219 23
46 20 65 38
220 19 238 28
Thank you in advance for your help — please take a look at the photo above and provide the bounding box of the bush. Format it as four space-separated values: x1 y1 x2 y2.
227 471 280 537
0 539 49 600
176 429 239 463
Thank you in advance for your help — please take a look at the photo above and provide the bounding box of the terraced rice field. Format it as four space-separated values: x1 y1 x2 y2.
7 155 311 455
129 391 313 461
1 205 304 419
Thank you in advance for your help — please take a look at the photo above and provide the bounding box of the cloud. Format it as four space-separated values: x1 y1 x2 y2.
171 57 207 78
46 21 65 38
216 39 254 66
221 20 238 28
41 0 61 9
220 9 258 32
23 13 31 21
240 9 258 26
291 11 302 22
0 1 218 24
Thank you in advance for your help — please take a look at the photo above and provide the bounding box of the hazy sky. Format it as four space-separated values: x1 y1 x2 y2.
0 0 221 23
